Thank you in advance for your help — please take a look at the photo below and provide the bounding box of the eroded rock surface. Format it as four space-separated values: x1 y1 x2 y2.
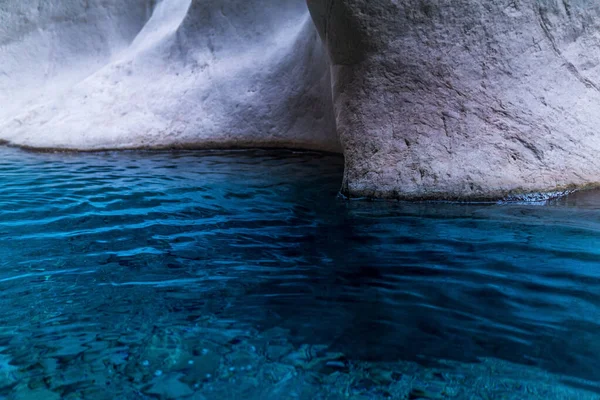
0 0 339 152
308 0 600 200
4 0 600 200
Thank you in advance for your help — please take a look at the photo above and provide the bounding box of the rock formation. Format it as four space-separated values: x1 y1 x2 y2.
0 0 339 152
308 0 600 200
3 0 600 200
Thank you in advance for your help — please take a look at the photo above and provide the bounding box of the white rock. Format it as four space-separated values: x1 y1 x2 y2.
308 0 600 200
0 0 339 152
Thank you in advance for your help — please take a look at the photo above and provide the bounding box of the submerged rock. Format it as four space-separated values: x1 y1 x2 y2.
145 373 194 399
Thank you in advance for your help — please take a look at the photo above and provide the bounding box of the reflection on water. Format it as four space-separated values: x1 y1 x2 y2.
0 147 600 399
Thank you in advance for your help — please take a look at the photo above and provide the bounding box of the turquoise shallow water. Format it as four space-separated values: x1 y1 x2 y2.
1 147 600 399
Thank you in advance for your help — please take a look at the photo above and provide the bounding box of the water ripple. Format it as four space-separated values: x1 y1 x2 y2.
1 147 600 398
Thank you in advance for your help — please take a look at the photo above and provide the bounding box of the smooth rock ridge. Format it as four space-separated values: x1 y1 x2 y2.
0 0 339 152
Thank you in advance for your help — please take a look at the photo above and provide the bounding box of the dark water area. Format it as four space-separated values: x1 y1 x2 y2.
1 147 600 399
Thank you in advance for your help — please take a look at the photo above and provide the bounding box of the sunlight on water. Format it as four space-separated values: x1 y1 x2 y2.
0 147 600 399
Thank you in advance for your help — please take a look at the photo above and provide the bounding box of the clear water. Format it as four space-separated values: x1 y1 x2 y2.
1 147 600 400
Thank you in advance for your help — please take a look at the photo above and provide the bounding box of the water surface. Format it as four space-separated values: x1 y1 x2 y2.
0 147 599 399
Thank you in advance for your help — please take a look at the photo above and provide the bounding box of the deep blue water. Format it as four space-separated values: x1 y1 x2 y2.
1 147 600 399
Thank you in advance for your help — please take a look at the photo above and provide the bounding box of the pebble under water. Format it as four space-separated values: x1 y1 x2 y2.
1 147 600 399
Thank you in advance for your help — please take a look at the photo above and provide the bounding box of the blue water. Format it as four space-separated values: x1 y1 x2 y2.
1 147 600 399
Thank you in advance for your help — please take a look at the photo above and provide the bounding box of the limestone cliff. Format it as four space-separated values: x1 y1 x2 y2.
308 0 600 200
3 0 600 200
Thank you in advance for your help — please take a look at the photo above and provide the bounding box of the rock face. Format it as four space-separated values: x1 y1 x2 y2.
4 0 600 200
308 0 600 200
0 0 339 152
